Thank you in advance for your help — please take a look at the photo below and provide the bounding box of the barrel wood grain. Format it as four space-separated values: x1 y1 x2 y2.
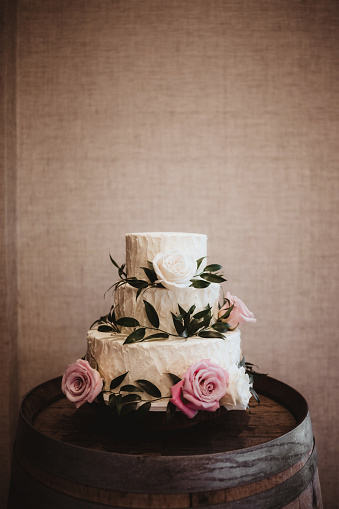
8 375 323 509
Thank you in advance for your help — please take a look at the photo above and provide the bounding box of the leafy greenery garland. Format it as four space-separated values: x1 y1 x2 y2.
106 255 226 298
94 368 180 422
91 358 261 422
92 298 236 345
91 256 235 345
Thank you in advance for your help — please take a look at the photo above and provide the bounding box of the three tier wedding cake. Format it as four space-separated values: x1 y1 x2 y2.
62 232 257 422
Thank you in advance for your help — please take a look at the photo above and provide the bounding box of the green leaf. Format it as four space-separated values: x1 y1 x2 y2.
190 279 211 288
142 333 170 341
187 318 202 335
200 273 226 283
193 306 211 320
198 330 225 339
143 300 160 328
212 322 231 333
239 357 246 368
110 372 128 390
196 256 206 271
141 266 157 283
115 394 123 415
98 325 114 333
127 279 149 289
245 362 260 371
109 254 120 269
166 400 177 422
167 373 181 385
89 318 100 329
116 317 140 327
178 304 187 317
136 285 145 300
204 264 223 272
118 264 126 278
171 313 185 335
250 387 260 404
200 310 212 328
184 316 191 331
218 303 234 321
123 328 146 344
96 391 105 406
120 384 144 393
108 306 116 324
137 401 151 415
177 304 191 330
188 304 196 315
108 393 117 407
122 394 142 404
136 379 161 398
120 402 138 416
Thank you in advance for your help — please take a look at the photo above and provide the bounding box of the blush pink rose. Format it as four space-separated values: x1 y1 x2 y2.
218 292 256 328
62 359 103 408
170 359 229 418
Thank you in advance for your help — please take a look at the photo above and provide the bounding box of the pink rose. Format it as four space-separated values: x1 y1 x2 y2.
170 359 229 418
218 292 256 328
61 359 103 408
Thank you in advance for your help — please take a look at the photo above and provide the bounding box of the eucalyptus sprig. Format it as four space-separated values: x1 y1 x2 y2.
190 257 227 288
90 305 120 333
239 357 268 406
121 300 223 344
107 254 227 299
92 297 236 344
106 256 163 300
121 300 236 344
171 302 235 339
98 370 170 419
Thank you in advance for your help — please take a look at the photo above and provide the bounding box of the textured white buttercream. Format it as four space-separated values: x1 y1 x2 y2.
87 330 242 410
114 283 221 335
126 232 207 279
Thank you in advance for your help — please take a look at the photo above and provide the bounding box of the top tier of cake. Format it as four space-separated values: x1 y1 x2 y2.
126 232 207 279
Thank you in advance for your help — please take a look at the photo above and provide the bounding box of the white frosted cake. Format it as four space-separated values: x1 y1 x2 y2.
87 332 243 410
62 232 256 421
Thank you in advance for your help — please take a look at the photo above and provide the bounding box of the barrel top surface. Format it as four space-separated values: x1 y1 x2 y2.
13 375 316 495
21 374 308 458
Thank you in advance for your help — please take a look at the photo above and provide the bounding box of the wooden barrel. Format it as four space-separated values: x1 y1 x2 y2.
8 375 322 509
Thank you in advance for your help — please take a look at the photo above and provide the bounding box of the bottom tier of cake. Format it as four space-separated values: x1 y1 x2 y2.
87 329 243 410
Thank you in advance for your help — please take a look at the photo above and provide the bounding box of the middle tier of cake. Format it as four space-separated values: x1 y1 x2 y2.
87 329 242 410
114 283 221 335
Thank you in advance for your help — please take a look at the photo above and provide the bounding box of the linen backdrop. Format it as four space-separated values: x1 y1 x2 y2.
1 0 338 507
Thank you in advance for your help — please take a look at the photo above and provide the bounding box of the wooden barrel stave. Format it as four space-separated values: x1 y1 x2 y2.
7 447 322 509
8 375 323 509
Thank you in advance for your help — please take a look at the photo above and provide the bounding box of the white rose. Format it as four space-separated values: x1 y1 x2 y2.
220 364 252 411
152 250 197 290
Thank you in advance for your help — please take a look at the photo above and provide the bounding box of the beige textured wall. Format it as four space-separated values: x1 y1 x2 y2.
2 0 338 506
0 0 18 504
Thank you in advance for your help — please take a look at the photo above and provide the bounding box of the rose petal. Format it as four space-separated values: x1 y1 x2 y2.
170 380 198 419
